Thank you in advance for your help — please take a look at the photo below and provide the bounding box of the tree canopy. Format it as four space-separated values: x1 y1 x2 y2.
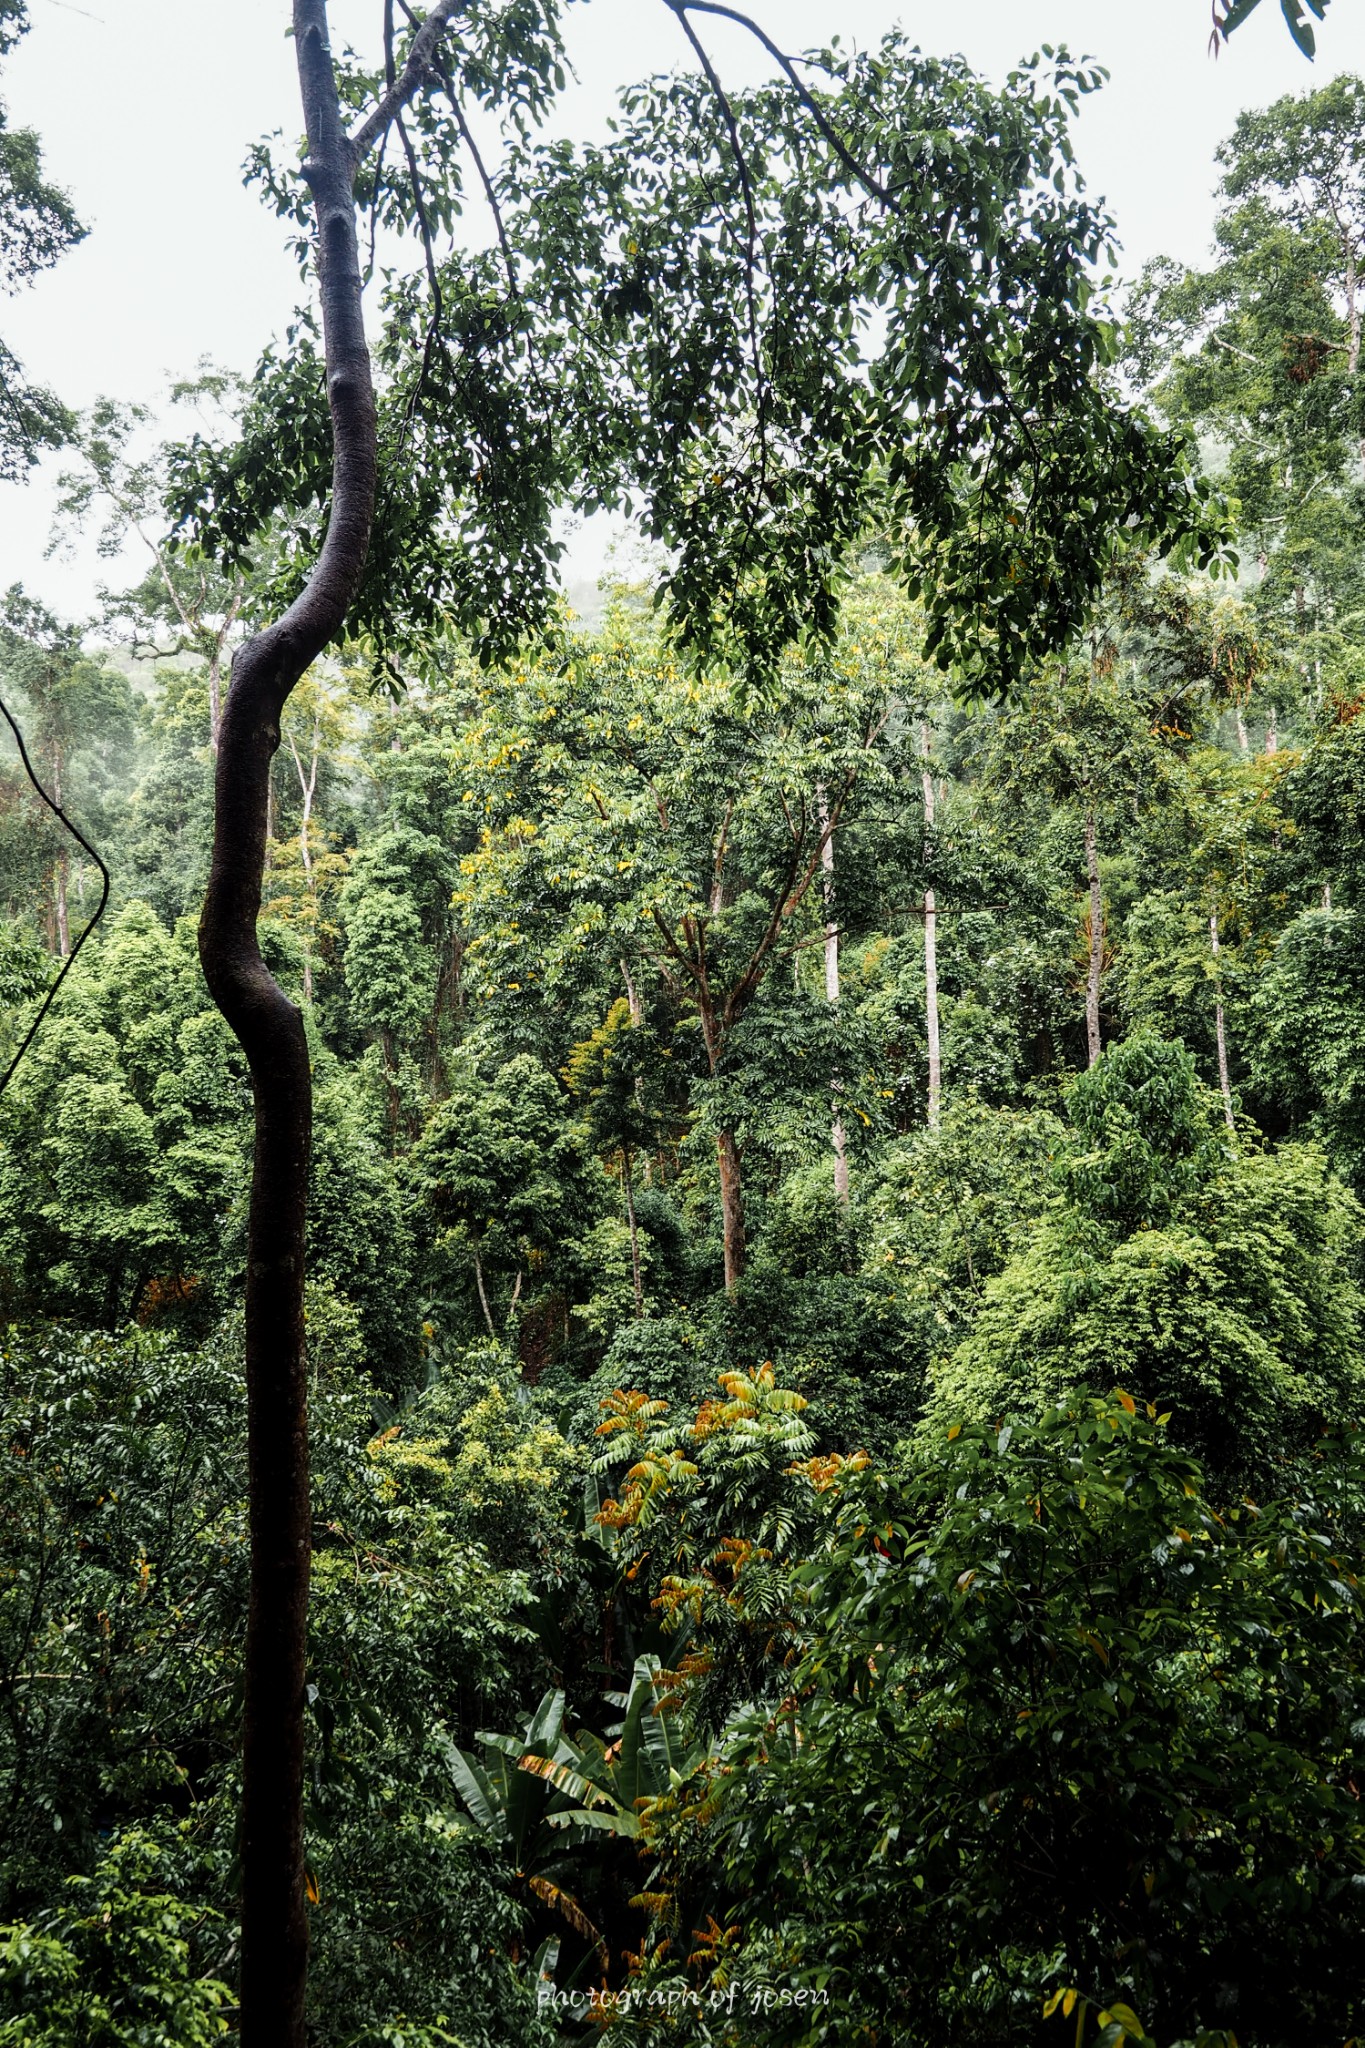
2 20 1365 2048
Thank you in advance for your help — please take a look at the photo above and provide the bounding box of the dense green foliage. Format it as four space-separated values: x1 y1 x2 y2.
638 1399 1365 2047
3 49 1365 2048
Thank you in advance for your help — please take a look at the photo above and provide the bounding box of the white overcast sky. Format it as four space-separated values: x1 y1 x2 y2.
2 0 1363 614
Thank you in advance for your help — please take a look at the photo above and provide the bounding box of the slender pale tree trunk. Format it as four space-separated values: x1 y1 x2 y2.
132 504 240 755
1209 911 1235 1132
287 713 321 1004
817 788 849 1210
147 538 242 754
48 747 70 958
620 958 643 1027
1265 704 1278 755
620 959 653 1184
1344 229 1359 375
208 631 225 754
920 722 941 1126
668 779 855 1291
53 853 70 957
700 856 747 1290
715 1125 746 1291
195 6 462 2039
471 1248 497 1339
1235 704 1249 754
1084 804 1103 1068
619 959 652 1182
623 1146 644 1318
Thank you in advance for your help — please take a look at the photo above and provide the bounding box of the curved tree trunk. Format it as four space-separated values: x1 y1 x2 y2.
196 6 380 2039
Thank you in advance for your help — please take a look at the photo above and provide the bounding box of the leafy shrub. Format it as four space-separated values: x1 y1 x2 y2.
928 1041 1365 1480
0 1831 232 2046
633 1399 1365 2048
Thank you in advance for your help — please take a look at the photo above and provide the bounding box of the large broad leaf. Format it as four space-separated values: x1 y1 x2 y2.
583 1470 618 1554
445 1744 506 1843
519 1750 617 1812
613 1654 662 1810
638 1659 699 1786
474 1688 567 1863
478 1687 566 1766
546 1805 641 1839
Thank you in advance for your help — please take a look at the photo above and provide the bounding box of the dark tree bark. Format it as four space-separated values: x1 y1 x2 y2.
196 4 461 2040
651 779 855 1293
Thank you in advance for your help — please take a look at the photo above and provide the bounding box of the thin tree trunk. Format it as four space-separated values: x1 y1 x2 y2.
696 858 747 1292
287 716 321 1005
54 851 69 959
472 1247 496 1339
920 722 941 1127
1265 704 1278 754
620 958 642 1027
1346 235 1360 376
619 960 651 1183
194 4 458 2038
817 787 849 1210
716 1127 746 1291
147 536 241 754
1084 805 1103 1068
50 747 70 958
1235 704 1249 754
208 636 224 755
623 1146 644 1318
1209 911 1235 1132
671 780 855 1287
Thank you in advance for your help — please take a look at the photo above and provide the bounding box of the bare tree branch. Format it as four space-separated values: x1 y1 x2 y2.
664 0 895 209
347 0 467 166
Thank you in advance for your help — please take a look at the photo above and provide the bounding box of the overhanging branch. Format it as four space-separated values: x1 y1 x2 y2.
348 0 468 166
